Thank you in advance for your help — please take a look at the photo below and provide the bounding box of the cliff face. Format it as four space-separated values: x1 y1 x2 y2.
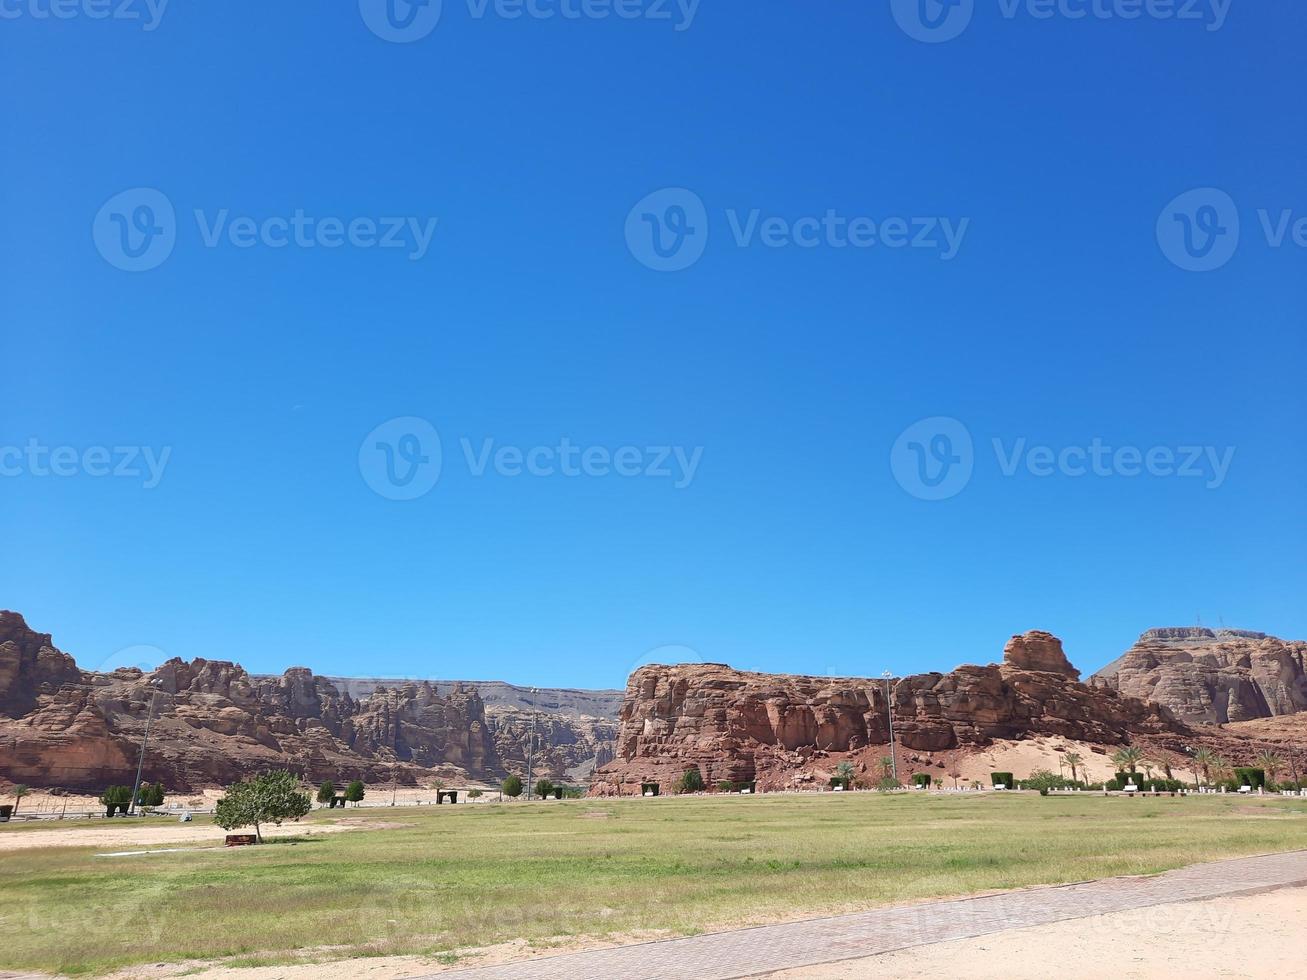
590 631 1185 795
1094 628 1307 724
0 612 615 792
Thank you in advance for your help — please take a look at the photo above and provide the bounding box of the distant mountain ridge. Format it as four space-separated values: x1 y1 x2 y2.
0 610 617 791
282 676 622 720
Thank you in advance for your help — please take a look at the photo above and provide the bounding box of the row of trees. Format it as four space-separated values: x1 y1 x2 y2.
315 780 366 806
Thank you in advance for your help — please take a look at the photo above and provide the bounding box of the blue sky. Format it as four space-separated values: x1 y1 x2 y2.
2 1 1304 689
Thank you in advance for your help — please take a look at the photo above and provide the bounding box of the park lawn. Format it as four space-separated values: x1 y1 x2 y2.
1 792 1305 975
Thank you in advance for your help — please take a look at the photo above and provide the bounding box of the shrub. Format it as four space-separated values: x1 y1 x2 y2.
468 788 484 798
535 778 556 799
137 782 165 807
912 773 932 788
990 772 1013 788
829 776 853 790
562 785 585 799
100 785 132 809
677 767 705 794
1023 770 1062 794
344 780 366 805
214 770 311 842
316 780 336 805
717 780 734 793
502 775 523 798
877 775 902 792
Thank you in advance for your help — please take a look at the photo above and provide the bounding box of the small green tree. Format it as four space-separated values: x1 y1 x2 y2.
717 779 734 793
677 767 705 794
535 778 555 799
1024 769 1061 795
468 788 484 799
502 774 523 798
316 780 336 805
137 782 165 808
344 780 366 806
11 784 29 815
214 770 311 843
100 785 132 813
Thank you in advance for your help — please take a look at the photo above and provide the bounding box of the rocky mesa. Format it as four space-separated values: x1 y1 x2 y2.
0 611 616 792
590 631 1186 795
1093 627 1307 724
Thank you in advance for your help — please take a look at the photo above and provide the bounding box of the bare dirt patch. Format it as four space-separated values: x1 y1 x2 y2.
0 816 369 853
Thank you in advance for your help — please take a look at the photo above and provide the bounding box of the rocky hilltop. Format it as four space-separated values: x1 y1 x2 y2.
0 612 616 792
1093 628 1307 724
590 631 1185 795
308 677 622 719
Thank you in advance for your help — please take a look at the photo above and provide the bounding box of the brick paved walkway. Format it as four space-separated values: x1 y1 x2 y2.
434 849 1307 980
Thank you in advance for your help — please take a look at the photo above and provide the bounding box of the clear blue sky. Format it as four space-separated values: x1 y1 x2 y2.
3 1 1304 688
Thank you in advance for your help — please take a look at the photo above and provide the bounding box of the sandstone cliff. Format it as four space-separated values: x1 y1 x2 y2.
0 612 616 792
590 631 1185 795
1094 628 1307 724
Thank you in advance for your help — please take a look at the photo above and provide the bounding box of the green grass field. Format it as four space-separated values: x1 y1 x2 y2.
2 792 1305 975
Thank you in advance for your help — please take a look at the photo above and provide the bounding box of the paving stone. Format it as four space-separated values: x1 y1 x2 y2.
432 849 1307 980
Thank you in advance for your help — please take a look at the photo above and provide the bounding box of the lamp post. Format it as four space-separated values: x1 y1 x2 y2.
128 681 161 816
525 687 538 800
882 670 898 784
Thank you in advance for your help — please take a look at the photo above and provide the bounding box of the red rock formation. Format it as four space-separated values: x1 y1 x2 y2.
590 631 1185 795
1094 628 1307 724
0 611 612 792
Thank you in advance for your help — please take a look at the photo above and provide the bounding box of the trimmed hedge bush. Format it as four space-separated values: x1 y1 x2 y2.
990 772 1013 788
912 773 931 788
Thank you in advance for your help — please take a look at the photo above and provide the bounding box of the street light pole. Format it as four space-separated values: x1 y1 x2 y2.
128 685 159 816
525 687 538 800
882 671 898 784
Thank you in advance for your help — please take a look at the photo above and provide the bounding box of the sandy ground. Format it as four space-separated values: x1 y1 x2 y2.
764 887 1307 979
933 735 1196 786
0 815 397 853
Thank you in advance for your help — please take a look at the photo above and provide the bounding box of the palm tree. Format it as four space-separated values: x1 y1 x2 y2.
1212 756 1232 788
1111 746 1144 774
1192 748 1217 788
1142 760 1155 782
11 784 28 815
1060 752 1084 785
1255 751 1284 788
